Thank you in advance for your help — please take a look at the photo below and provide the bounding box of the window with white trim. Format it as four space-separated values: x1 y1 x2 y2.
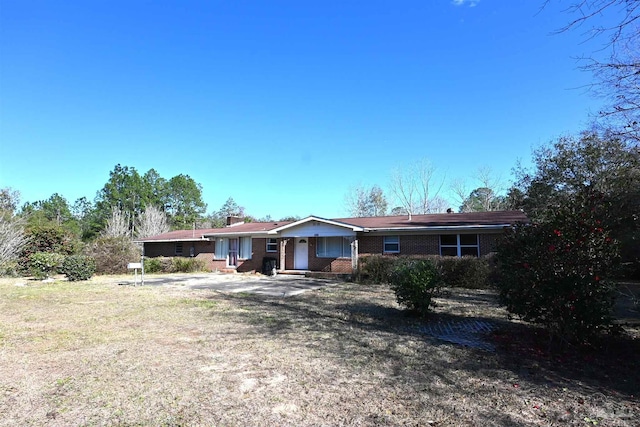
383 236 400 253
316 237 351 258
175 243 183 256
214 238 228 260
266 238 278 252
440 234 479 257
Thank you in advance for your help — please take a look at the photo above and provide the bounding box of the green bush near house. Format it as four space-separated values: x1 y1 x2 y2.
358 255 397 284
435 256 492 289
172 257 207 273
29 252 65 280
144 257 173 273
61 255 96 281
389 258 443 316
359 254 494 289
144 256 208 273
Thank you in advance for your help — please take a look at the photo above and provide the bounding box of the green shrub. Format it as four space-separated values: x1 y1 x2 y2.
144 256 195 273
143 257 163 273
61 255 96 281
18 224 80 275
436 256 491 289
495 190 620 342
358 255 397 283
389 258 443 315
29 252 65 279
172 257 207 273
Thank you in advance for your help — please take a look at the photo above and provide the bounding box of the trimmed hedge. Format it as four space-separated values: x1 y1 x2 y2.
358 255 397 283
435 255 492 289
172 257 207 273
358 254 493 289
144 256 208 273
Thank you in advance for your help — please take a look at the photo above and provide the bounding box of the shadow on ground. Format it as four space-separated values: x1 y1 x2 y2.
207 283 640 404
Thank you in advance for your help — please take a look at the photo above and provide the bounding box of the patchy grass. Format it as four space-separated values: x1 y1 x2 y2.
0 276 638 426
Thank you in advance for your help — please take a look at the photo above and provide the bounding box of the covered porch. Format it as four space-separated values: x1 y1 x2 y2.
270 217 363 274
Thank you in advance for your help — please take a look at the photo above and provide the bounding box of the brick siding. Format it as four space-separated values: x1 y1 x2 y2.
358 232 501 257
144 231 503 274
308 237 353 273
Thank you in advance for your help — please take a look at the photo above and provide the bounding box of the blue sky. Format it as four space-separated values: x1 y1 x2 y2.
0 0 610 220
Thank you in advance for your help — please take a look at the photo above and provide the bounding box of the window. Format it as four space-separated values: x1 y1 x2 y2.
239 237 252 259
266 238 278 252
214 238 228 260
440 234 479 257
175 243 183 256
383 236 400 253
316 237 351 258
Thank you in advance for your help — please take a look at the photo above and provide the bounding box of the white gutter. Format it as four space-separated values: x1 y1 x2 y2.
202 231 272 237
363 224 513 233
134 237 211 243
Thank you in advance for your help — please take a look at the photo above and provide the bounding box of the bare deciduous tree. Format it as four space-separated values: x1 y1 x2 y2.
103 207 131 238
389 159 447 218
0 216 28 269
546 0 640 141
136 205 170 238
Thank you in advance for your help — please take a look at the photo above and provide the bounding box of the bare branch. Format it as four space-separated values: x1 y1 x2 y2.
136 205 170 238
0 216 29 267
103 207 132 238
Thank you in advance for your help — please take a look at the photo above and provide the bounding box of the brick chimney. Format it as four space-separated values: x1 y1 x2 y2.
226 216 244 226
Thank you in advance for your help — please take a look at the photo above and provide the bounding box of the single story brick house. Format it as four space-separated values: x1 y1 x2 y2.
136 211 527 274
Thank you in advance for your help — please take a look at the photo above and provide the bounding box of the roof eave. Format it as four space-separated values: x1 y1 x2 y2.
135 237 211 243
365 224 513 232
203 231 271 237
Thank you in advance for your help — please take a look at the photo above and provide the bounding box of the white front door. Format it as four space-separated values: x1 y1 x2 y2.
294 238 309 270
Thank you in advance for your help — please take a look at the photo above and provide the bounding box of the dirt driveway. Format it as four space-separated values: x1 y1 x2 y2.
118 272 342 297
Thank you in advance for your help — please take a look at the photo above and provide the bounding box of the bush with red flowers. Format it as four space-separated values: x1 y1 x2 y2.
495 189 621 342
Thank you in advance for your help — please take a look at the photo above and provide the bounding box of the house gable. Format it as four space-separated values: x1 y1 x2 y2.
269 216 364 238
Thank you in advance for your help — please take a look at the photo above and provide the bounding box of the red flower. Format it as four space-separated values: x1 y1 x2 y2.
553 229 562 236
594 276 601 282
548 245 556 252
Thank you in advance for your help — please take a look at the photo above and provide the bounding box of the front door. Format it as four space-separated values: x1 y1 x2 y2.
228 238 239 267
294 238 308 270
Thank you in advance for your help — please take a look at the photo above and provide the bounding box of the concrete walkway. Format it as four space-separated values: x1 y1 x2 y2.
124 273 342 297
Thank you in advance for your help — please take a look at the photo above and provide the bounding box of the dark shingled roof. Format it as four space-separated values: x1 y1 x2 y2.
137 211 527 242
334 210 528 229
136 221 293 242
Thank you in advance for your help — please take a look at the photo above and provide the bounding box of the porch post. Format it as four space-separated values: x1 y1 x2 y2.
351 238 358 272
279 238 288 272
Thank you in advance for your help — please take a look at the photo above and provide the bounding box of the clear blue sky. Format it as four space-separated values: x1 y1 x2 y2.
0 0 610 220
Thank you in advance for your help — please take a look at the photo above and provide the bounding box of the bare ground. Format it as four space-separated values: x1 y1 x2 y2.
0 276 638 426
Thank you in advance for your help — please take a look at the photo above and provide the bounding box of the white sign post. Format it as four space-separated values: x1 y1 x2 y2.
127 262 143 286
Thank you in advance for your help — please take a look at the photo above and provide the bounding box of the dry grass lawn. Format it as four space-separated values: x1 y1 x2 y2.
0 275 638 426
